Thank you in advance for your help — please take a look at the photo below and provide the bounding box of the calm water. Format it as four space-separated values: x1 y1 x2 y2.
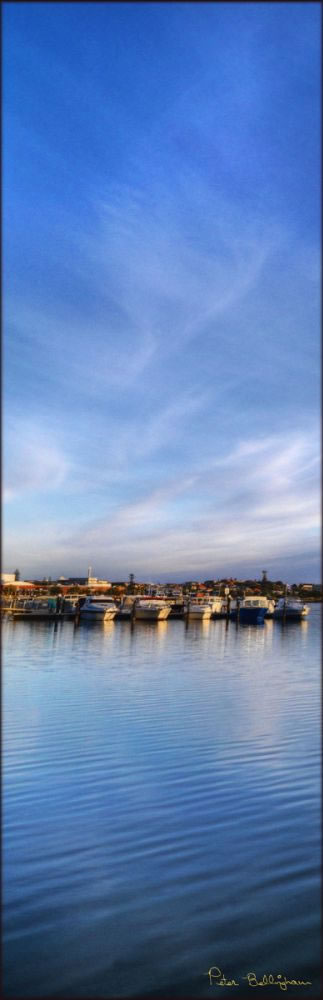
3 608 321 998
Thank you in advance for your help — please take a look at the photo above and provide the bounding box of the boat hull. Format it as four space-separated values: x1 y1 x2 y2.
187 608 212 620
273 609 307 621
135 607 170 621
79 609 117 620
230 607 266 624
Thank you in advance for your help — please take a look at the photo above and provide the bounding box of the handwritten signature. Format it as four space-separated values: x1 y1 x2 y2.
205 967 312 992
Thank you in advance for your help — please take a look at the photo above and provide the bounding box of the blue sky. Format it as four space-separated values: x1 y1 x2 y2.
3 2 321 582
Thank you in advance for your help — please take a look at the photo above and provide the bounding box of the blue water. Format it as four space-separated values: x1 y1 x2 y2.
3 608 321 998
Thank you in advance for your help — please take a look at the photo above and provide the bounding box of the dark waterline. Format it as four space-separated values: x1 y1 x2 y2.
3 608 321 998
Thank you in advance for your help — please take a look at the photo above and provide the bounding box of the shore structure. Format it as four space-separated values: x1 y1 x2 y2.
1 596 77 621
2 589 311 627
2 568 319 626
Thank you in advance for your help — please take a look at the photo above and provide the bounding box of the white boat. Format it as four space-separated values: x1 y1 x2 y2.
79 595 118 621
273 598 309 621
134 599 171 621
186 600 213 620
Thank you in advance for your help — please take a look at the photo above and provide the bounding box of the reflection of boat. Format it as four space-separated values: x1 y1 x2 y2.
134 600 171 621
230 597 267 624
273 599 309 622
187 601 213 620
79 595 118 620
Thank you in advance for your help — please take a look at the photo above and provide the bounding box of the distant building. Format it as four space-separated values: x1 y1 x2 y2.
1 573 16 584
55 575 111 588
1 577 35 589
86 566 111 589
87 577 111 590
1 571 30 587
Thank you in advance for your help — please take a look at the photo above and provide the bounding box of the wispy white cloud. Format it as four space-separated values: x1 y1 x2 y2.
4 419 70 502
8 426 317 581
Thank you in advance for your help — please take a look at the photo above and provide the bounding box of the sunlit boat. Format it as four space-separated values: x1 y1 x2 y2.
134 599 171 621
79 595 118 620
186 600 213 620
273 598 309 621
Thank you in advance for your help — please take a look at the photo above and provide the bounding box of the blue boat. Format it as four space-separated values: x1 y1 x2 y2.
230 596 267 625
273 598 309 622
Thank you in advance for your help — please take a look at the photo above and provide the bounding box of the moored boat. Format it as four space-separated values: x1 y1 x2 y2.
273 598 309 622
79 595 118 621
186 600 213 620
134 599 171 621
230 596 267 624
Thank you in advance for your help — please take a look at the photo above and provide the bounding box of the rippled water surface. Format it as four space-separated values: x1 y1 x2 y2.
3 608 321 998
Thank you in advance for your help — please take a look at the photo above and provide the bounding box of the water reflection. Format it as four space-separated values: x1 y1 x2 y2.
102 620 116 636
184 618 212 637
126 618 169 650
2 608 321 998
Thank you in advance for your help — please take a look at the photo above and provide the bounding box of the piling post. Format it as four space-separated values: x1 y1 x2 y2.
74 598 81 626
131 598 137 625
282 585 287 624
226 595 231 623
236 597 240 626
